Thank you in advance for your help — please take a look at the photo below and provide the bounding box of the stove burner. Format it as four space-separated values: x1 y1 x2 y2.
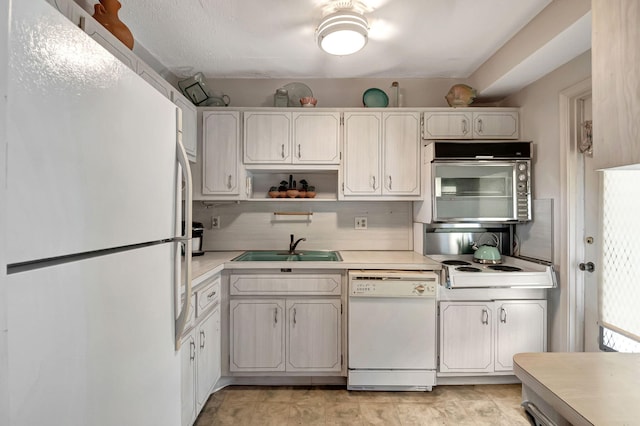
442 260 472 266
487 265 523 272
456 266 482 272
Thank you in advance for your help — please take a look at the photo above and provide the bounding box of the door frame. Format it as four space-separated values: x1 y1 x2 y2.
559 77 592 352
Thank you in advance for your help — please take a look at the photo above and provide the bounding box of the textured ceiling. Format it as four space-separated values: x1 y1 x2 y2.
118 0 553 80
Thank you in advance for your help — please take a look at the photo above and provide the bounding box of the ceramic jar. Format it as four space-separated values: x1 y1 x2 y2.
92 0 134 50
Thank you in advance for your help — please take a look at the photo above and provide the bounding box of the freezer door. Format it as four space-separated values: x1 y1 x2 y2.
6 0 178 264
7 243 181 426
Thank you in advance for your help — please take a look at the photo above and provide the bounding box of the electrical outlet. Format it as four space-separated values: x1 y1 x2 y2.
355 216 368 230
211 216 220 229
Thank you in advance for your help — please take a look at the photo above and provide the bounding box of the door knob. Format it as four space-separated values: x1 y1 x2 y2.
579 262 595 273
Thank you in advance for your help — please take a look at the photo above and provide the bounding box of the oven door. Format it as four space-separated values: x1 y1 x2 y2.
432 161 521 222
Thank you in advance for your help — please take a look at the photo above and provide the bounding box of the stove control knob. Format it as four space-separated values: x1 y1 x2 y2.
414 284 425 294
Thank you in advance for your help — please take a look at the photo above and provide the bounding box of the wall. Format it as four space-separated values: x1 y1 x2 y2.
502 50 592 352
202 78 502 108
592 0 640 169
194 201 413 252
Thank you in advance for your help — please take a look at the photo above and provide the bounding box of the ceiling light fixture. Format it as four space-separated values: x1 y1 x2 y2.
316 10 369 56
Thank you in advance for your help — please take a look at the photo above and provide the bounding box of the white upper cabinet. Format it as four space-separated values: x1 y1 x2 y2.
472 111 519 139
382 112 421 196
172 92 198 162
423 111 472 139
342 112 381 196
244 111 341 165
202 111 243 198
423 109 519 140
342 111 421 199
244 112 291 164
292 112 341 164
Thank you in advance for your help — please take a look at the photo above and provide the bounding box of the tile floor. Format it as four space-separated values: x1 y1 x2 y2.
194 384 531 425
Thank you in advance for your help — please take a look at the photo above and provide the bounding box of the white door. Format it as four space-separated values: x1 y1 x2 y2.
472 112 519 139
292 112 341 164
423 112 471 139
286 299 341 372
7 243 181 426
439 302 493 373
180 333 196 426
202 111 241 196
229 299 285 372
7 0 178 264
196 306 219 410
495 300 547 371
382 112 421 195
342 112 381 195
243 112 291 163
578 94 600 351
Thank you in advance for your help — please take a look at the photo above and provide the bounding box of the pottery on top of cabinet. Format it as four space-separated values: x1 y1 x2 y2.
92 0 134 50
445 84 477 107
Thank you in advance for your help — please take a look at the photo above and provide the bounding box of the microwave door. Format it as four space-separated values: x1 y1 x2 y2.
432 162 522 222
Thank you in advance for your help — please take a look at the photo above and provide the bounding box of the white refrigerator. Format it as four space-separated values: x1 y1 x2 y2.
5 1 193 425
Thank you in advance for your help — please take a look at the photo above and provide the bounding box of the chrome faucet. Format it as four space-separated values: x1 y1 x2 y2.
289 234 306 254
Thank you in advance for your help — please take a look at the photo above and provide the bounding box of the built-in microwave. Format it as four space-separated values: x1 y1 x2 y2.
430 141 532 223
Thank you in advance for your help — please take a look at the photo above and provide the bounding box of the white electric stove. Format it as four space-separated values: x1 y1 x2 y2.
427 254 556 289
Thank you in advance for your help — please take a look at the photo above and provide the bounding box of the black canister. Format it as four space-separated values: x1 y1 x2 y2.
192 221 204 256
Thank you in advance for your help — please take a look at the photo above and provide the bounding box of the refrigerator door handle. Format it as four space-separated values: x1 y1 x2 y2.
174 122 193 351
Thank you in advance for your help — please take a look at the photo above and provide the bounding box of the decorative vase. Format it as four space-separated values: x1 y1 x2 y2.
306 191 316 198
92 0 134 50
445 84 477 107
268 191 279 198
286 189 299 198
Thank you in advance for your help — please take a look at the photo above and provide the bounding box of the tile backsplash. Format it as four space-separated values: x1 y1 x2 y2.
192 201 413 251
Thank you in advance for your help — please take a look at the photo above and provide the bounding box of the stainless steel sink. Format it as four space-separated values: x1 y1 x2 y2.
232 250 342 262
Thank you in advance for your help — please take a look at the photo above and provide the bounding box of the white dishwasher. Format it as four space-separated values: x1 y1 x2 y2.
348 270 438 391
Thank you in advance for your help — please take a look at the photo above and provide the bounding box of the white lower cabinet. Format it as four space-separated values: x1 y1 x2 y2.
229 299 286 372
180 333 197 426
439 300 546 374
286 299 342 372
230 297 342 373
196 306 221 410
181 275 222 426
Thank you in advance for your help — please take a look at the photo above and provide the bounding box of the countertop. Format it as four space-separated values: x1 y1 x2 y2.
191 250 441 285
513 352 640 426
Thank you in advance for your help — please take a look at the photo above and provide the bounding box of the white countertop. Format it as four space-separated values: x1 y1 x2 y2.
191 250 441 285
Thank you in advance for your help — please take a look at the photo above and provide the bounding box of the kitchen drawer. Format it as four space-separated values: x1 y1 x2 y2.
196 274 221 317
230 273 342 295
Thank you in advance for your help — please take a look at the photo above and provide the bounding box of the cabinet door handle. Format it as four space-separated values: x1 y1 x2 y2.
481 308 489 325
274 308 278 324
200 330 205 349
227 174 232 189
500 307 507 323
190 340 195 361
281 144 285 159
78 16 86 31
293 308 297 326
372 176 376 190
207 290 216 299
462 118 468 134
388 175 392 190
477 118 483 133
297 144 301 159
